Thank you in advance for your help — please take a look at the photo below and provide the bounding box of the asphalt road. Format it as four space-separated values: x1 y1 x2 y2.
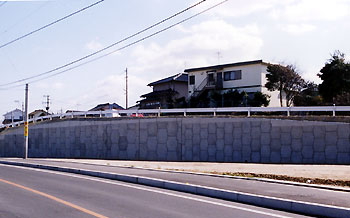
7 159 349 208
0 164 312 218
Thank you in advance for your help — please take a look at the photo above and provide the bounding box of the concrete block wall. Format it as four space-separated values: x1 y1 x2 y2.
0 117 349 164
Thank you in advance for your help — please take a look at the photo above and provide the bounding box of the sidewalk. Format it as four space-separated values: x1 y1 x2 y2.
1 158 350 218
41 158 350 180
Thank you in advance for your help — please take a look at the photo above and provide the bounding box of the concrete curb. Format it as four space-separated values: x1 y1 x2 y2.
49 159 350 193
1 160 349 218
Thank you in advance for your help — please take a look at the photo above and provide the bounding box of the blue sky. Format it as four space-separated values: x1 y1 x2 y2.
0 0 350 118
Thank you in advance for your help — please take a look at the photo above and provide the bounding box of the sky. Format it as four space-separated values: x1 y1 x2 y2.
0 0 349 118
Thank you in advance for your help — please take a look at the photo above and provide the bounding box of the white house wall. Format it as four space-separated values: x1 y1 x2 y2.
187 62 287 107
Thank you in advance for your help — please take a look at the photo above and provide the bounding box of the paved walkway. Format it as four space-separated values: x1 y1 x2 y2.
43 158 350 180
1 158 349 209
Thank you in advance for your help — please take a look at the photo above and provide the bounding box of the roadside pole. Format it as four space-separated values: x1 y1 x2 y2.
24 84 29 159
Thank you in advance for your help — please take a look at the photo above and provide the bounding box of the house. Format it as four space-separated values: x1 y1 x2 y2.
29 109 50 119
139 73 188 109
2 109 23 124
89 103 124 117
184 60 286 107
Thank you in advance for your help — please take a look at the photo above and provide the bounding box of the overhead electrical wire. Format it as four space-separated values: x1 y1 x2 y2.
0 0 105 50
0 0 207 88
0 0 228 90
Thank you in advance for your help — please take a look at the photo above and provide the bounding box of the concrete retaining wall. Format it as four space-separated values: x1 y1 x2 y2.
0 118 349 164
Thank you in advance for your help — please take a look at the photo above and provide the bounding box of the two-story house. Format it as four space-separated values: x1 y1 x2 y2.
2 109 24 124
185 60 285 107
139 73 188 109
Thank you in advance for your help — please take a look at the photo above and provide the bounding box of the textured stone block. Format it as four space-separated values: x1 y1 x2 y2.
338 125 350 139
242 122 251 133
224 145 233 155
251 127 261 139
291 139 302 151
251 152 260 162
325 132 337 146
261 121 271 133
251 139 261 152
302 133 314 146
270 139 281 151
313 138 326 152
216 139 224 150
280 126 291 133
233 152 242 162
200 140 208 150
147 123 157 136
208 123 216 134
167 136 178 152
261 146 270 158
208 145 216 156
216 151 225 162
200 129 208 139
302 125 313 132
302 146 313 159
193 123 200 135
242 134 251 146
314 152 326 163
224 134 233 145
325 146 337 160
313 126 325 138
281 146 292 158
200 150 208 161
217 129 224 139
325 125 337 132
291 152 302 163
157 144 167 160
270 127 280 139
118 136 128 151
281 133 292 145
337 153 350 164
337 138 350 152
233 128 242 139
158 129 168 143
224 123 233 134
270 151 281 163
193 134 200 145
260 133 270 145
208 133 217 146
147 136 157 151
167 122 178 137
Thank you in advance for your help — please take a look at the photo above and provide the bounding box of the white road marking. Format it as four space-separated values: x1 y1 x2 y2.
0 164 297 218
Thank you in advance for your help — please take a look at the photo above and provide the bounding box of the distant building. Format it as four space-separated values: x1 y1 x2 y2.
89 103 124 117
139 73 188 109
185 60 286 107
2 109 23 124
29 109 50 119
89 103 124 111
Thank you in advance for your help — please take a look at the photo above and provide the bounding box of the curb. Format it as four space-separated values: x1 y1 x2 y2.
47 159 350 193
1 160 349 218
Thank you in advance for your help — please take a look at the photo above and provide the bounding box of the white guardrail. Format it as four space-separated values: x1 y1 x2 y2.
1 106 350 129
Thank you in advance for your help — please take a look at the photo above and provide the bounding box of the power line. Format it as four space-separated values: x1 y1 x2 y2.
0 0 208 88
0 2 7 8
0 0 105 50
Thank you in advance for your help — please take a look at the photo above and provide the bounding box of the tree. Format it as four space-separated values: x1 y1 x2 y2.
293 82 323 106
223 90 244 107
318 51 350 105
265 64 305 107
248 92 270 107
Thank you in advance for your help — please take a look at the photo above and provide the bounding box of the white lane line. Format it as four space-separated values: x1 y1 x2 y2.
0 164 296 218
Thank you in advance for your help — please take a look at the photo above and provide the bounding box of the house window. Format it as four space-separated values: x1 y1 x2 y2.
208 73 214 82
189 75 195 85
224 70 242 81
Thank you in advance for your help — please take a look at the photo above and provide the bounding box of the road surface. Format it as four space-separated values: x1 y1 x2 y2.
0 164 311 218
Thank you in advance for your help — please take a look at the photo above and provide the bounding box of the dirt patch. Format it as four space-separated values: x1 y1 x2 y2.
213 172 350 187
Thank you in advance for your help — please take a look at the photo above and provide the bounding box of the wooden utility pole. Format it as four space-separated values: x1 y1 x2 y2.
24 83 29 159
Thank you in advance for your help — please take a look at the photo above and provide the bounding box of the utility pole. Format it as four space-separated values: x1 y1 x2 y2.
43 95 50 113
125 68 128 109
24 83 29 159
